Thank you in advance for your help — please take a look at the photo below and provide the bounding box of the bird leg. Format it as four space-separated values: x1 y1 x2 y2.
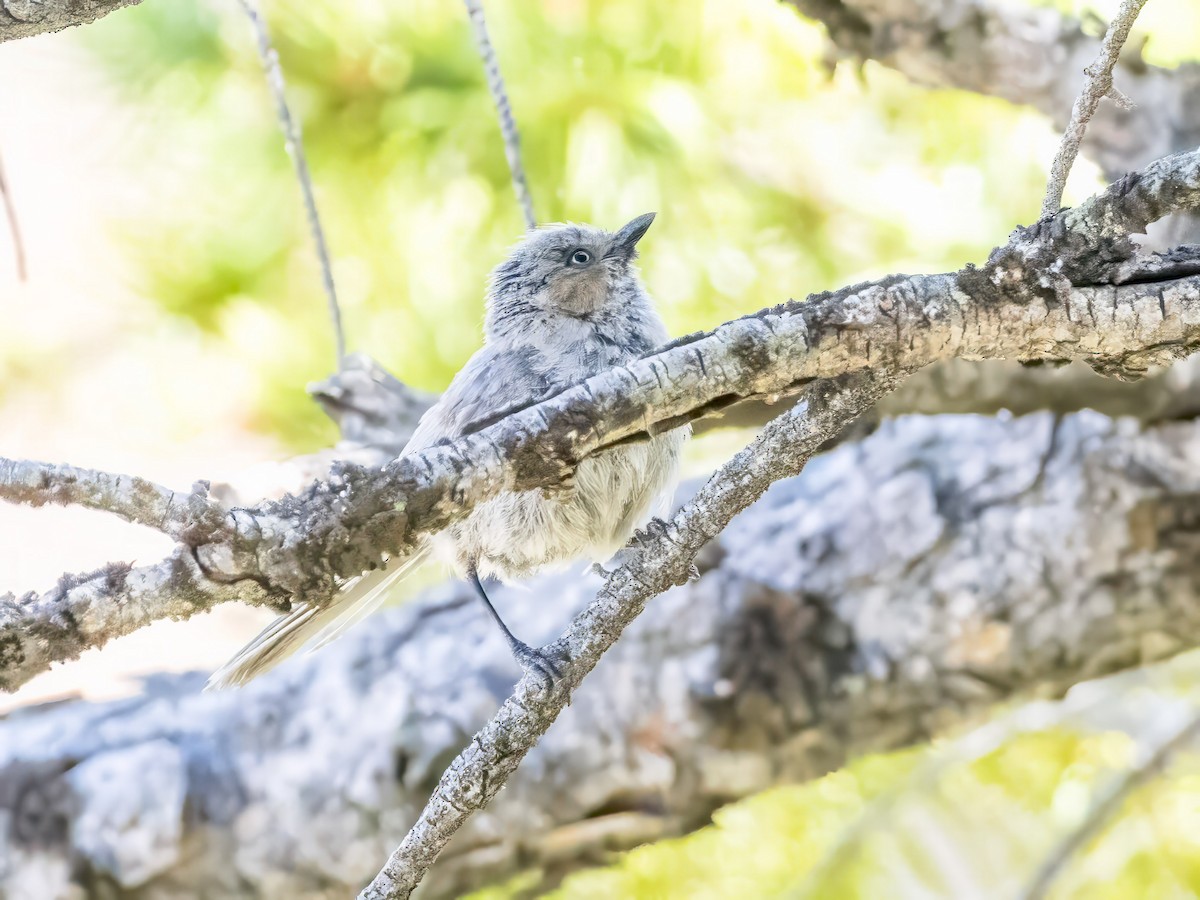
467 566 562 690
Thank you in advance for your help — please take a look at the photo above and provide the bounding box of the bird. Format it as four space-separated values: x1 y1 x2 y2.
208 212 686 690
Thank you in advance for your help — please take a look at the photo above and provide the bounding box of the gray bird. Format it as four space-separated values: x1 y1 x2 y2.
209 213 686 688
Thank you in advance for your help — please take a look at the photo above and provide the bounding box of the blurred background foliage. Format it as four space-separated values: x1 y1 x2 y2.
74 0 1200 448
77 0 1094 450
53 0 1200 896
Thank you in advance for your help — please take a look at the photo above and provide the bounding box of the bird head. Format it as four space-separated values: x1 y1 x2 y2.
485 213 656 333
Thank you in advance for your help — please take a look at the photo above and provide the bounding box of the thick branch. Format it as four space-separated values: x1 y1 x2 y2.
784 0 1200 182
3 410 1200 897
714 355 1200 435
360 371 898 898
4 150 1200 691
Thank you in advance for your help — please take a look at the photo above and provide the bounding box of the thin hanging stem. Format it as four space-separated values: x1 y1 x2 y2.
237 0 347 368
0 146 28 282
463 0 537 229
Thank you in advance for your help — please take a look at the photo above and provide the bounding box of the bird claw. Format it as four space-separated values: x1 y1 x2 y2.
510 640 565 693
633 516 671 545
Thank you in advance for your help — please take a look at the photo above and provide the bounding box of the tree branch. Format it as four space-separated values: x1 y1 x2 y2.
359 370 900 899
0 459 224 542
4 149 1200 692
463 0 536 229
306 352 437 456
0 0 145 43
1041 0 1148 217
0 549 267 689
5 409 1200 897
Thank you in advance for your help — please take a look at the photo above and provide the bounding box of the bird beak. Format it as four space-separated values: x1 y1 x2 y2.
609 212 656 259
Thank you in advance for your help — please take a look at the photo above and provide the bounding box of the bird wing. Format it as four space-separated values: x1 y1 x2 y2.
205 545 429 690
405 343 558 453
208 345 557 689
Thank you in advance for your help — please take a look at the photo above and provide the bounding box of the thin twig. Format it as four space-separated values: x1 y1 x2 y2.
1041 0 1149 217
1022 711 1200 900
1 150 1198 694
236 0 346 368
2 151 1200 693
463 0 536 229
0 459 226 543
358 371 900 899
0 146 27 281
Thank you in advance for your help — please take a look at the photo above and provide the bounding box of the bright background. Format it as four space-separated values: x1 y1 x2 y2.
1 0 1199 895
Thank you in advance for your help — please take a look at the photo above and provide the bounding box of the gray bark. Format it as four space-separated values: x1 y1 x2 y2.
3 5 1200 895
784 0 1200 179
3 409 1199 898
5 149 1200 695
0 0 143 43
785 0 1200 252
314 340 1200 447
710 355 1200 435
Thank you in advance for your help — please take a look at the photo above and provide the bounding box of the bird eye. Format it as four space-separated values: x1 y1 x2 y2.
569 249 592 266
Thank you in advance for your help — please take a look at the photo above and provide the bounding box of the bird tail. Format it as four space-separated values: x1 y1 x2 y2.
205 543 429 690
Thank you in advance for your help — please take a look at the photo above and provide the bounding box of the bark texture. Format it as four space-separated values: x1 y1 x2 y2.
3 5 1200 896
5 150 1200 694
785 0 1200 250
785 0 1200 180
312 340 1200 448
3 410 1199 898
0 0 143 43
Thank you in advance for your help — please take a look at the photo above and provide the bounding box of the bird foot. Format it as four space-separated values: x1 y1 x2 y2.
509 639 566 693
633 516 672 545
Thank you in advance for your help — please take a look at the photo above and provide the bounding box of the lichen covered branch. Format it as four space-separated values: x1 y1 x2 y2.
0 459 225 542
3 150 1200 692
358 370 899 899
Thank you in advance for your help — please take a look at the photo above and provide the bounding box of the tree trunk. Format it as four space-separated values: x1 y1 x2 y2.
3 410 1199 898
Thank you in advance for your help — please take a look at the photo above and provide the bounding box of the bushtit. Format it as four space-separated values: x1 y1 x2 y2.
209 213 685 689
